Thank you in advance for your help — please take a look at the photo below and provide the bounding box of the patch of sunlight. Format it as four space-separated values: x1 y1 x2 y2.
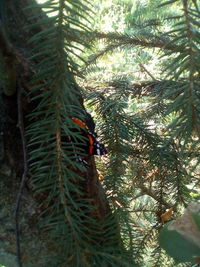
36 0 58 17
36 0 47 3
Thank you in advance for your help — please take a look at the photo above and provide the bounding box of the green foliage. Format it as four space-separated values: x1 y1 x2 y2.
86 0 200 143
84 76 195 266
159 0 200 141
82 0 200 264
83 0 181 81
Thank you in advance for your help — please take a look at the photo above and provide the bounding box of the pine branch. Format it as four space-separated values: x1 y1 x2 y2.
94 31 178 50
182 0 200 137
83 31 179 69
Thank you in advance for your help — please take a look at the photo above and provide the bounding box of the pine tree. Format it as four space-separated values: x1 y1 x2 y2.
1 0 200 266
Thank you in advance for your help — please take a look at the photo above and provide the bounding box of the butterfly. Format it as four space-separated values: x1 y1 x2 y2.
71 117 108 156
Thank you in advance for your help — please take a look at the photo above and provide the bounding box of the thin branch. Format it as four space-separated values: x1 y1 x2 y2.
139 62 157 81
140 185 171 209
15 83 28 267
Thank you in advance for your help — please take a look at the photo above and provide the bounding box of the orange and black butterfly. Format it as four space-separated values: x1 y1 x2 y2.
71 117 108 156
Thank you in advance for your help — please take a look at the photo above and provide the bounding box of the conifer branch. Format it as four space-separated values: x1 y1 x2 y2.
93 31 179 50
182 0 200 136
